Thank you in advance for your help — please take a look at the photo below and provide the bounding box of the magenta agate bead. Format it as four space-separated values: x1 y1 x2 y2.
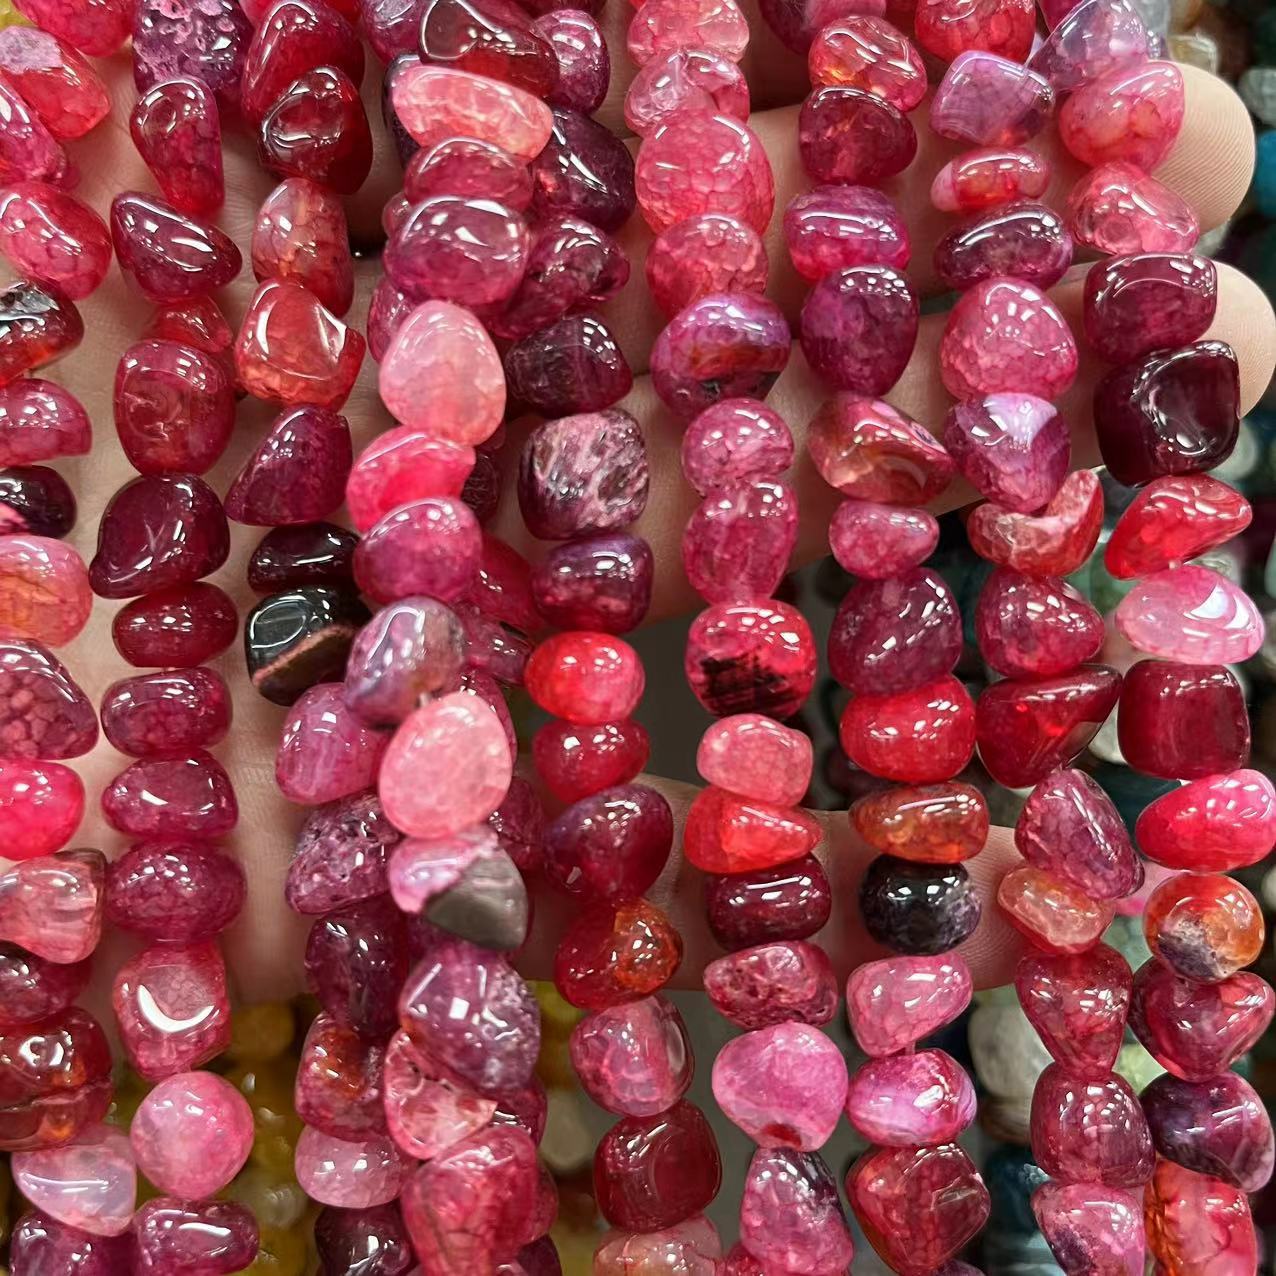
533 719 649 804
681 399 792 496
0 535 90 648
684 786 821 874
1060 61 1185 171
625 0 747 64
683 480 798 603
696 714 811 807
1083 253 1216 365
967 469 1104 577
0 759 82 859
0 27 109 139
704 940 836 1030
740 1148 853 1276
105 841 244 942
531 535 653 634
934 202 1073 292
0 282 84 388
704 854 831 949
1136 769 1276 874
1067 161 1199 255
419 0 558 96
9 1212 130 1272
798 87 916 185
0 79 67 187
829 501 938 578
405 136 531 210
0 381 90 466
304 897 406 1039
102 752 236 838
845 1049 976 1147
914 0 1034 61
0 183 110 302
536 9 608 112
1116 566 1263 665
294 1128 412 1210
132 1198 258 1273
651 293 790 420
807 15 925 109
10 1122 136 1237
931 147 1051 213
111 583 237 668
976 570 1104 680
570 995 692 1117
110 192 240 304
646 214 766 318
252 178 353 316
1032 1182 1146 1276
353 497 480 606
1028 0 1151 92
286 791 398 916
346 428 473 532
130 78 224 219
800 266 918 395
529 107 635 232
503 313 632 416
0 637 96 760
784 185 909 282
624 47 748 137
240 0 362 122
931 51 1053 146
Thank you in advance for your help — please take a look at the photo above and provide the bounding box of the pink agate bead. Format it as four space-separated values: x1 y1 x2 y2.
635 113 774 233
252 177 352 314
275 684 388 806
999 865 1116 955
382 1030 493 1160
704 941 838 1030
847 955 972 1056
739 1148 853 1276
625 48 749 137
378 301 505 444
295 1127 412 1209
346 428 473 531
798 87 915 186
784 185 910 282
1033 1182 1145 1276
129 1071 252 1199
696 714 812 807
132 1198 258 1274
1067 161 1199 255
0 27 109 138
570 995 692 1117
683 480 797 601
1060 61 1184 172
0 535 91 646
0 381 90 466
646 215 767 318
807 15 926 110
845 1049 976 1146
1028 0 1152 92
0 848 104 964
1135 769 1276 873
681 398 792 496
829 500 938 578
931 50 1053 147
977 570 1104 680
626 0 748 65
931 147 1051 213
391 64 552 158
130 79 224 220
352 496 480 605
526 632 644 723
1115 565 1264 664
914 0 1034 61
712 1022 847 1151
1145 1160 1258 1276
0 759 82 859
379 692 513 838
599 1220 721 1274
11 1122 136 1238
0 183 110 302
967 469 1104 577
934 201 1074 292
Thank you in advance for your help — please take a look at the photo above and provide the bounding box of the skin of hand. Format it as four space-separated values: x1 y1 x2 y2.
40 38 1276 1007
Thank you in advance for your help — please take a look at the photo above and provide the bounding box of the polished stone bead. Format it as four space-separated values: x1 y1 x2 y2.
977 571 1102 682
131 1198 259 1273
1129 959 1274 1081
131 79 225 216
295 1127 412 1208
682 399 790 497
999 865 1115 954
808 14 925 109
132 0 249 108
1031 1064 1153 1187
595 1101 720 1232
830 568 961 696
684 785 820 875
0 281 83 387
967 468 1104 576
684 479 796 602
626 0 746 64
697 714 811 807
713 1022 847 1150
636 113 772 234
1061 61 1184 170
0 182 110 301
652 293 789 420
0 77 67 186
0 637 94 761
848 1144 989 1275
1084 253 1215 366
274 681 387 806
252 177 352 314
0 758 81 859
8 1211 131 1274
247 523 357 595
505 312 632 414
0 28 109 139
944 393 1069 512
839 676 976 783
0 379 90 464
531 535 651 635
544 783 672 900
555 899 681 1009
1029 0 1150 91
346 430 472 533
1016 768 1139 900
852 784 985 867
704 854 831 950
366 277 415 363
1017 944 1132 1078
110 192 239 304
784 185 909 282
404 135 532 212
860 855 980 956
143 295 233 369
106 841 244 942
525 633 643 727
570 995 691 1117
646 215 766 319
934 201 1073 292
800 266 918 395
0 849 105 965
624 46 748 137
704 940 837 1030
286 790 399 915
111 582 237 668
114 339 234 477
0 466 74 538
353 497 480 606
0 535 90 647
831 505 934 587
1145 1159 1258 1275
112 941 230 1079
1143 1071 1273 1193
129 1070 252 1199
0 942 89 1027
1066 160 1199 255
304 896 406 1039
102 751 237 838
846 1048 975 1146
89 474 227 600
0 1004 109 1140
401 1127 553 1269
1119 660 1248 780
313 1204 416 1276
1144 872 1264 984
931 50 1053 145
529 107 635 232
492 215 628 342
1032 1182 1145 1276
399 934 540 1093
533 721 647 808
739 1148 853 1276
381 1028 493 1159
234 279 365 410
536 9 607 112
11 1122 135 1237
392 63 552 158
931 147 1051 213
241 0 362 122
419 0 558 96
1115 565 1263 664
915 0 1034 60
598 1220 722 1274
798 86 916 185
1137 769 1276 873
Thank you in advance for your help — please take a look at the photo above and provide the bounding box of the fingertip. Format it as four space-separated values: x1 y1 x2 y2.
1211 261 1276 415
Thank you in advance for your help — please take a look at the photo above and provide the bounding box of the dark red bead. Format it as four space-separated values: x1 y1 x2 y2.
530 107 636 233
100 668 231 758
304 895 407 1038
531 533 653 633
112 583 238 668
247 522 358 593
704 853 831 950
418 0 559 97
0 281 82 387
110 192 241 304
533 719 650 804
101 751 238 838
504 313 632 416
0 466 75 537
258 65 373 194
0 637 97 760
105 840 245 942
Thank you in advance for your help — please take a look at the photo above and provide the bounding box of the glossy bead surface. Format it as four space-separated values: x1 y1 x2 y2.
0 759 81 859
829 500 937 579
504 312 632 415
0 78 67 186
625 47 748 137
11 1122 135 1237
1145 1159 1258 1276
285 790 398 916
839 676 975 783
1084 253 1215 365
0 943 89 1027
526 632 643 724
131 1198 259 1273
1067 160 1199 255
1032 1182 1145 1276
252 177 352 315
852 783 986 865
1105 475 1250 578
846 1048 975 1147
977 570 1102 679
240 0 362 121
0 183 110 302
681 398 790 496
0 637 95 760
8 1211 130 1273
931 147 1050 213
102 751 236 839
0 380 90 465
1119 565 1262 665
739 1148 853 1276
798 86 915 186
914 0 1033 60
106 841 243 942
933 201 1072 293
1136 769 1276 873
999 865 1115 954
1144 872 1263 983
0 535 90 647
570 995 692 1117
704 854 830 950
646 214 765 318
931 50 1052 145
808 14 925 109
696 714 811 807
784 185 909 283
0 27 109 138
943 393 1068 513
1060 61 1184 171
968 468 1104 577
0 849 105 965
110 192 239 304
0 281 83 387
129 78 224 218
704 940 837 1030
419 0 558 96
544 783 672 900
860 856 980 955
538 9 608 112
528 106 636 233
1028 0 1150 91
112 583 235 668
555 899 681 1009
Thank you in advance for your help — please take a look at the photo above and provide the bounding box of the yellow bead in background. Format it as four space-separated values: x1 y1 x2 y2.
0 0 28 27
535 981 580 1036
223 1167 309 1231
106 1066 150 1130
227 1003 297 1063
228 1061 304 1179
245 1224 308 1276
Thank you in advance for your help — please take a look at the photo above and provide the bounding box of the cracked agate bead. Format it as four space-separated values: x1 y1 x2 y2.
646 215 766 318
544 783 672 899
627 0 747 64
0 637 96 760
0 381 90 465
944 393 1068 512
800 266 918 395
740 1149 852 1276
848 1144 989 1276
704 854 830 949
110 193 239 304
652 293 789 420
0 849 105 965
504 313 632 415
683 480 797 602
931 147 1050 213
839 676 975 782
1067 161 1198 255
556 899 682 1008
0 535 90 647
829 569 961 696
101 669 230 758
0 282 84 387
129 80 224 220
977 570 1103 679
799 87 916 185
405 136 531 210
931 51 1052 146
297 1022 386 1134
1094 340 1239 486
106 841 243 942
286 791 398 915
784 185 909 282
1031 1065 1154 1187
1083 253 1216 365
999 865 1115 954
532 535 652 635
1144 873 1263 984
595 1102 721 1232
295 1127 412 1209
353 496 480 605
0 28 109 139
685 785 820 874
914 0 1034 61
829 500 937 579
860 856 980 955
1145 1159 1258 1275
102 752 237 838
1029 0 1150 91
533 719 649 804
846 1048 976 1147
625 47 748 137
131 0 250 108
0 79 67 187
636 113 773 233
111 583 235 668
381 1028 492 1158
1016 945 1132 1078
704 940 836 1029
934 202 1073 293
11 1122 136 1237
1136 769 1276 873
941 277 1077 400
537 9 608 112
530 107 636 232
252 177 352 315
0 759 82 859
420 0 558 96
1060 61 1184 171
526 632 643 724
132 1198 259 1274
1032 1182 1145 1276
852 783 986 864
305 897 406 1038
697 714 811 807
9 1211 130 1271
114 339 234 475
570 995 691 1117
235 279 365 409
682 399 791 496
240 0 362 122
0 183 110 302
1116 565 1263 664
968 468 1104 576
808 15 925 108
346 429 472 531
